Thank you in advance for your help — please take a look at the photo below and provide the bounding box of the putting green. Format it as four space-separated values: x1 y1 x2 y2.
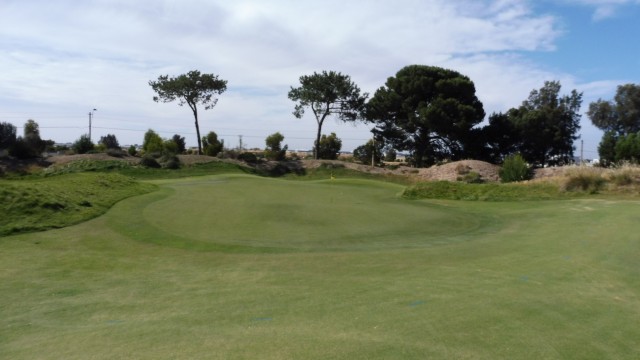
109 175 496 252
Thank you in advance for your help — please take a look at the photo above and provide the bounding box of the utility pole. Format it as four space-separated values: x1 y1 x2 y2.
88 108 97 140
580 139 584 165
238 135 243 152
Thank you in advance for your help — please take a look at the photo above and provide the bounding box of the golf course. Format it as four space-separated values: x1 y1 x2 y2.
2 171 640 359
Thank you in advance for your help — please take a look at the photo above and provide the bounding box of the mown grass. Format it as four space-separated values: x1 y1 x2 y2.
1 175 639 359
0 172 156 236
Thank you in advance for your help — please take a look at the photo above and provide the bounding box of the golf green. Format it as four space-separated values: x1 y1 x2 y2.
1 175 639 359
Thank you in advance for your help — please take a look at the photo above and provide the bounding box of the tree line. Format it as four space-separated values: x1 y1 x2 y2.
2 65 639 168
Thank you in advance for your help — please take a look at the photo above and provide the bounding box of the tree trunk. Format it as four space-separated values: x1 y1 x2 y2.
192 105 202 155
315 124 322 160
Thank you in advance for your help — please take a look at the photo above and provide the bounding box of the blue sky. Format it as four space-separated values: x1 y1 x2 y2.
1 0 639 159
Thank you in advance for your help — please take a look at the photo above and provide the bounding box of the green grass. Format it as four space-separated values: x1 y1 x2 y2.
2 175 640 359
403 180 581 201
0 172 156 236
41 158 255 180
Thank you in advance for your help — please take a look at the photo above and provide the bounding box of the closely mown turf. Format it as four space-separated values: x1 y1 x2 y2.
1 174 640 359
0 173 156 236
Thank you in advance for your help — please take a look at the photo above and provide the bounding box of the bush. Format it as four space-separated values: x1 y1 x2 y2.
202 131 223 157
140 155 161 168
99 134 120 149
128 145 137 156
564 173 606 193
265 132 288 161
143 129 163 154
500 154 531 183
8 137 36 159
237 152 258 164
106 148 126 157
316 133 342 160
161 155 181 169
458 171 483 184
73 134 95 154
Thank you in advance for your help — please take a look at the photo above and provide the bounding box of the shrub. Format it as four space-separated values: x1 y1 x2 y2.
106 148 126 157
8 137 35 159
458 171 483 184
564 173 606 193
128 145 137 156
353 139 382 165
143 129 163 154
237 152 258 164
99 134 120 149
171 134 186 154
500 154 531 183
202 131 223 157
316 133 342 160
72 134 95 154
265 132 288 161
161 155 181 169
140 155 161 168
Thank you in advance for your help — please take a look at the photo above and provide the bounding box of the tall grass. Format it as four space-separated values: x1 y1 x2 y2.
0 173 156 236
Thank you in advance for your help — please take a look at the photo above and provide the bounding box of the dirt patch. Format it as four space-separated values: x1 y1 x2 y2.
416 160 501 183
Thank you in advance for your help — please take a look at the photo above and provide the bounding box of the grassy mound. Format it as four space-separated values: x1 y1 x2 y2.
402 181 574 201
0 173 156 236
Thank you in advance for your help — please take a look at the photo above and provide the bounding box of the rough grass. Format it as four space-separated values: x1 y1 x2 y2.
0 173 156 236
402 181 574 201
1 175 639 359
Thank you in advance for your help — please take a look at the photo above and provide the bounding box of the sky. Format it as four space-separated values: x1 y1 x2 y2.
1 0 639 159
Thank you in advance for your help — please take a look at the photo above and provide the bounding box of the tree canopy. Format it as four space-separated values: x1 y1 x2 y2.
149 70 227 155
508 81 582 167
588 84 640 135
366 65 485 167
288 70 367 159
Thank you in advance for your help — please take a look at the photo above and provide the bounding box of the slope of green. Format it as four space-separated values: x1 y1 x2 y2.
1 175 639 359
0 173 156 236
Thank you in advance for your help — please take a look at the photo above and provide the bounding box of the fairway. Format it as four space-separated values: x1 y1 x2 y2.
2 175 640 359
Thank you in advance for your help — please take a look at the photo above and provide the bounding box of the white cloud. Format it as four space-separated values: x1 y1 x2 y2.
0 0 621 154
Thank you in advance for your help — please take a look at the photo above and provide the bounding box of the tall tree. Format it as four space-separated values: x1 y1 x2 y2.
587 83 640 135
366 65 485 167
0 122 17 150
288 70 367 159
149 70 227 155
509 81 582 167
